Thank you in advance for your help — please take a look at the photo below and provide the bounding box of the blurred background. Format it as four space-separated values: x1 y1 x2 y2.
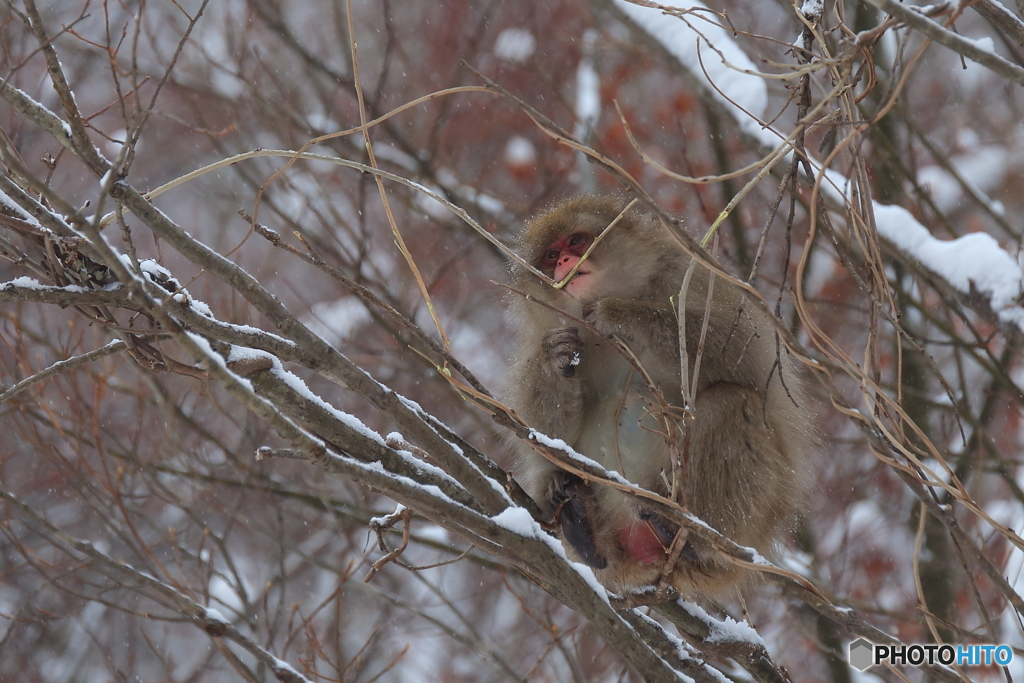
2 0 1024 680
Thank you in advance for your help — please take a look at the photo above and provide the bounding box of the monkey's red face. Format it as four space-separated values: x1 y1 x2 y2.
539 232 595 297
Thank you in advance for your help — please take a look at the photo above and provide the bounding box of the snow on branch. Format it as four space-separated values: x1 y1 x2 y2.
612 0 769 141
873 203 1024 329
862 0 1024 86
611 0 1024 333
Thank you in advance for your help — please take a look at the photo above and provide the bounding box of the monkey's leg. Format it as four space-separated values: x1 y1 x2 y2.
547 471 607 569
686 382 797 552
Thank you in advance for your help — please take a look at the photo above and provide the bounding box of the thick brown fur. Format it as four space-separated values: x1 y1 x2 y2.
503 195 814 599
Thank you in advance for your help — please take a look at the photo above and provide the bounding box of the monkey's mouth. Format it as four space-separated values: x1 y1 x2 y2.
565 270 590 291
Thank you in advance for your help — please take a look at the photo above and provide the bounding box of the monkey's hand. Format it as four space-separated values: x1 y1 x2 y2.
542 327 583 378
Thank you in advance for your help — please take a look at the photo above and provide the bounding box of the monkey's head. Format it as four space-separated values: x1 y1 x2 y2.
512 195 677 304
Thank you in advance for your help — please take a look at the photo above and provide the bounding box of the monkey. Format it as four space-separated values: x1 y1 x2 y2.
503 195 814 598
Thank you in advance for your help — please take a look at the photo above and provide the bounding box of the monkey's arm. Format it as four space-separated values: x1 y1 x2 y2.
508 327 586 443
584 297 680 380
506 326 613 567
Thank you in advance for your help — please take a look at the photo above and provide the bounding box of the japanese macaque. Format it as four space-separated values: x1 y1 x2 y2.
504 196 813 598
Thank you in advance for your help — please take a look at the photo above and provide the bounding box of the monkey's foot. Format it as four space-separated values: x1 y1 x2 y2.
548 472 607 569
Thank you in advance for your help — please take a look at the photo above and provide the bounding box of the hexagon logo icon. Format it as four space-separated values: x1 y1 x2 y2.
848 638 874 671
